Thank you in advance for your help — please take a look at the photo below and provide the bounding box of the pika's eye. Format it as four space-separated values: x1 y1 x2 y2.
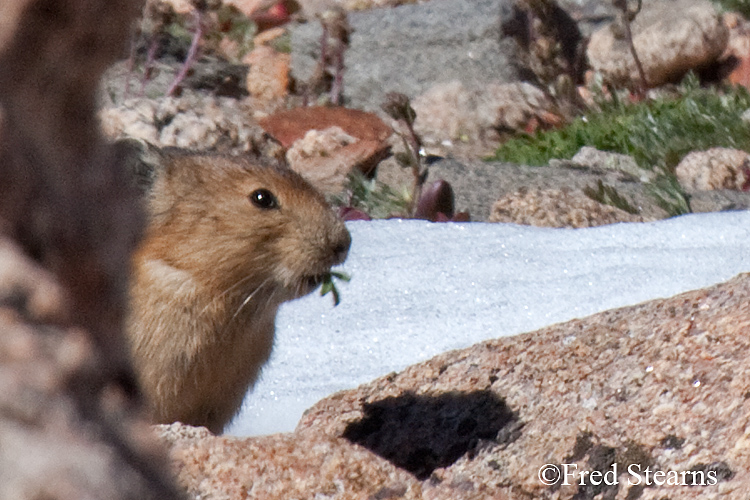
249 189 278 210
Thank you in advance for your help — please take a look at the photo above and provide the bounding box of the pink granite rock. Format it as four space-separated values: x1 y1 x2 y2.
489 187 646 228
157 423 422 499
675 147 750 193
587 0 728 88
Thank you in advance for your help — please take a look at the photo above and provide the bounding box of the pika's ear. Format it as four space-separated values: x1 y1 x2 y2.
111 138 167 194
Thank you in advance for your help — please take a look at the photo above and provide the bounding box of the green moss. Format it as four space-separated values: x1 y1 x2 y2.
491 76 750 172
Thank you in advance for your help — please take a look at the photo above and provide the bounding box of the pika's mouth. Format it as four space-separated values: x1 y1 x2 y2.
305 273 328 290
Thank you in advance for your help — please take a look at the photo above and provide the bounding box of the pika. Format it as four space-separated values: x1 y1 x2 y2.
126 148 351 434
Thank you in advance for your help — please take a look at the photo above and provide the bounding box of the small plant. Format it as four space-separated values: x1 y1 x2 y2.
304 7 351 105
583 180 640 214
381 92 428 217
166 2 209 96
501 0 585 116
212 3 258 61
612 0 648 96
320 271 351 306
128 0 259 99
334 171 411 219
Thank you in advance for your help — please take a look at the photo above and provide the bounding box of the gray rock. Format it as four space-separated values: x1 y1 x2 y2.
555 146 655 182
411 81 554 145
420 158 666 222
291 0 525 111
690 189 750 213
416 157 750 222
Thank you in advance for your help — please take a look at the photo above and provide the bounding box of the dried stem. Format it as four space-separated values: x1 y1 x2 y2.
140 34 160 97
305 8 350 106
381 92 426 216
614 0 648 96
166 8 204 97
330 46 345 105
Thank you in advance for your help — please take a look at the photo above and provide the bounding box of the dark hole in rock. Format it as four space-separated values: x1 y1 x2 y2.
342 390 518 479
573 445 618 500
660 434 685 450
567 431 594 462
689 461 734 485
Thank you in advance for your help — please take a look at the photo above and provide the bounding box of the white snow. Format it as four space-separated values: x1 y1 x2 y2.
227 211 750 436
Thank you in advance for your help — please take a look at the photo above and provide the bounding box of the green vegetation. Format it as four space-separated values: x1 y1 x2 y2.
583 180 640 215
646 171 692 216
334 172 412 219
321 271 351 307
491 76 750 173
711 0 750 18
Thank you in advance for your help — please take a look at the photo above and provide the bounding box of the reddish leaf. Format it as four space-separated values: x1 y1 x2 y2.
415 179 454 221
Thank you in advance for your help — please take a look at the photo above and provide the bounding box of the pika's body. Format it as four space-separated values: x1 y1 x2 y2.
127 150 350 433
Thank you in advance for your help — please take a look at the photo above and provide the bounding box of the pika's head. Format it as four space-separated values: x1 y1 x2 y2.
138 150 351 301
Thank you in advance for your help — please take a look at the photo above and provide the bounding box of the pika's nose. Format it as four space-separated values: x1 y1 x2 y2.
331 226 351 266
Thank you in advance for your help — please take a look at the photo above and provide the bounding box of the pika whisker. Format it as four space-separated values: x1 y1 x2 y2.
228 276 273 326
199 271 261 317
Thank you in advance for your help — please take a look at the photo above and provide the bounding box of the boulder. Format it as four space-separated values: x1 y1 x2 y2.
488 187 646 227
285 126 388 194
565 146 653 183
587 0 728 88
290 0 525 111
675 147 750 193
157 422 422 499
243 45 291 102
402 158 666 222
100 95 268 154
260 106 392 194
411 81 556 145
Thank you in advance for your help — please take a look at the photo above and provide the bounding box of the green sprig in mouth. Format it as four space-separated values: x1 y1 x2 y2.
320 270 351 307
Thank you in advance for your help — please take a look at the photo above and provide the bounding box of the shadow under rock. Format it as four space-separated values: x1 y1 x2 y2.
342 390 520 479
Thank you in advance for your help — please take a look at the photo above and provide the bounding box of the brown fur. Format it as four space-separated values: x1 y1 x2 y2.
126 151 350 433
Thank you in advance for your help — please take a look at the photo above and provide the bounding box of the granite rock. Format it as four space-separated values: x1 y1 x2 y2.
290 0 525 111
406 158 667 222
412 81 555 145
675 147 750 193
564 146 654 183
295 0 421 17
157 422 422 499
243 45 291 102
260 106 392 194
0 0 184 497
0 242 177 500
587 0 728 88
100 95 268 154
488 187 647 227
721 12 750 88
